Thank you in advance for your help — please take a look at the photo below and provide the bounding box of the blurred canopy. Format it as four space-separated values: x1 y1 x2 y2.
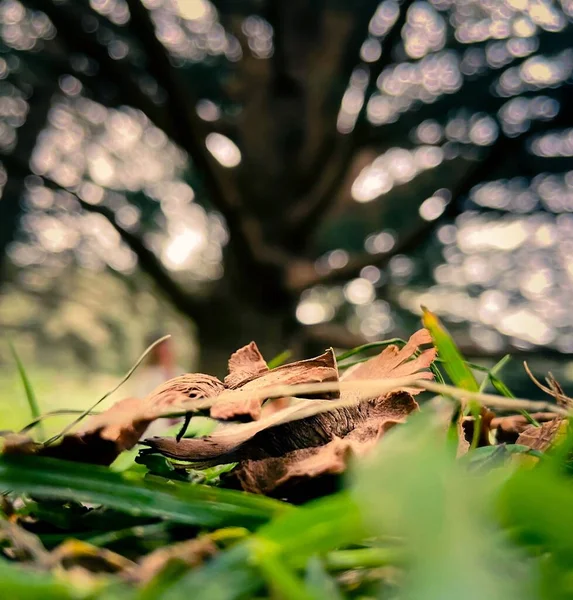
0 0 572 373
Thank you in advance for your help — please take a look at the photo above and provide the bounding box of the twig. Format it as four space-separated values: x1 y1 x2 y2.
148 376 569 423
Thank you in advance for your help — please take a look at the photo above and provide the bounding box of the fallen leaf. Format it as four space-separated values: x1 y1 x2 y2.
492 412 557 444
145 374 225 413
6 330 433 485
516 418 567 453
146 329 435 499
51 539 135 574
210 348 339 421
224 342 269 389
229 391 419 498
0 519 51 567
40 391 192 466
340 329 436 395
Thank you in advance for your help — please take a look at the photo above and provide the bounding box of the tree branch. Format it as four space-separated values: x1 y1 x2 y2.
286 98 573 292
2 147 208 321
285 0 414 246
76 199 208 321
27 0 179 141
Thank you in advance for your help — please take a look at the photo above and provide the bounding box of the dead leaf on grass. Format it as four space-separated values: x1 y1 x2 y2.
517 418 567 453
491 412 557 444
146 329 436 499
210 347 338 421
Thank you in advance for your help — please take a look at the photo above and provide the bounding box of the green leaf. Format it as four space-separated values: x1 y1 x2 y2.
0 455 291 529
9 342 43 439
421 308 479 392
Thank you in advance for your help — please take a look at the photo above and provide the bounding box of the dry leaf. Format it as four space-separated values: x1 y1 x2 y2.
224 342 269 388
211 347 338 421
229 391 418 498
341 329 436 394
146 329 435 499
517 418 567 452
491 412 557 444
52 539 135 574
0 519 51 567
39 392 192 466
6 330 434 488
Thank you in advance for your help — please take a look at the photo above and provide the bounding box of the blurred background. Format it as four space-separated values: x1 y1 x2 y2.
1 0 572 426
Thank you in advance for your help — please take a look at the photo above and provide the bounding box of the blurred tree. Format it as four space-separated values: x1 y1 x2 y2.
0 0 572 373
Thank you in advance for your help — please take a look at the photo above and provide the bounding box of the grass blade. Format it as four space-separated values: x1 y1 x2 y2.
268 350 292 369
0 455 291 529
336 338 406 362
421 308 478 392
45 335 171 446
8 342 43 439
163 493 365 599
478 355 539 426
478 355 511 393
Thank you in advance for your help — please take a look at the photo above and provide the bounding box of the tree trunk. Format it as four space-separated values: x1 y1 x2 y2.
195 296 293 377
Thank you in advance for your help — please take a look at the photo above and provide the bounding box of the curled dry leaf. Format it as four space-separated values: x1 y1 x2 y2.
210 347 338 421
224 341 269 388
517 418 567 453
51 539 135 574
4 331 434 491
491 412 557 444
340 328 435 395
3 345 339 466
229 391 419 498
145 329 436 499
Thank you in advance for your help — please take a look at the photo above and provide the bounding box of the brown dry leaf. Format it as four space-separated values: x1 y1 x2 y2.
341 329 436 394
0 519 51 567
224 341 269 388
230 391 419 498
210 347 338 421
459 408 496 451
491 412 557 444
127 536 216 585
5 375 224 465
146 329 435 499
1 433 40 457
517 418 567 452
39 392 192 466
6 330 433 482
